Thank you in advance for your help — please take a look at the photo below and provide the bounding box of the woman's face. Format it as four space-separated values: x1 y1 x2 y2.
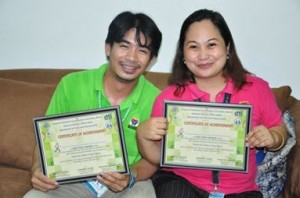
183 19 229 81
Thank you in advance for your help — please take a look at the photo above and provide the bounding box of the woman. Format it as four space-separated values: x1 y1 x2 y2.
137 9 287 198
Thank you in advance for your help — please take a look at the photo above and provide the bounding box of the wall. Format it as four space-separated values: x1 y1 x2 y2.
0 0 300 97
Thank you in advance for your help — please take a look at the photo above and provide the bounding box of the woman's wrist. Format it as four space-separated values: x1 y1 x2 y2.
268 130 285 151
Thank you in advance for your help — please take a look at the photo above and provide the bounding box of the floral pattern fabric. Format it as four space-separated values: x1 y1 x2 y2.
256 111 296 198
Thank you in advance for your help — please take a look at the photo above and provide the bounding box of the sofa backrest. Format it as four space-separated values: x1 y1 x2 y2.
0 68 296 111
0 68 298 172
0 69 170 89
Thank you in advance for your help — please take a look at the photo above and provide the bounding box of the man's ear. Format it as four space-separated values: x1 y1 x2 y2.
105 43 111 59
146 57 158 71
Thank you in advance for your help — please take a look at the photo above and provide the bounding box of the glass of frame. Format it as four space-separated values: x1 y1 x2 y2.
161 100 252 173
33 106 129 184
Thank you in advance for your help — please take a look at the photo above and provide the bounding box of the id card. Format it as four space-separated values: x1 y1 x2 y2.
209 192 225 198
84 180 107 198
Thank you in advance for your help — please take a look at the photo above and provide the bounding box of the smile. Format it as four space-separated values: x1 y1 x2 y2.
121 63 140 74
197 63 212 69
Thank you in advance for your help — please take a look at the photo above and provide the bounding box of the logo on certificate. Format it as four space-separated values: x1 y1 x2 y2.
105 121 113 129
104 113 112 120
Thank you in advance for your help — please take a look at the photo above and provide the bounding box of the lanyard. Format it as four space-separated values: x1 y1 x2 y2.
98 91 132 122
194 93 231 191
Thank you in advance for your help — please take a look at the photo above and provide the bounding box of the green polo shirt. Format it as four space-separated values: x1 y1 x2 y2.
46 63 160 165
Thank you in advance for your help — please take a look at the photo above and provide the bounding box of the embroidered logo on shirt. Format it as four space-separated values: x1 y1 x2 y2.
128 118 139 130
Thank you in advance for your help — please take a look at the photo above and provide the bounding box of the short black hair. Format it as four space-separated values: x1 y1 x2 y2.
105 11 162 58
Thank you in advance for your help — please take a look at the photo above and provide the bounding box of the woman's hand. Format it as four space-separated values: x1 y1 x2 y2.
246 123 287 151
246 125 275 149
137 117 168 165
137 117 168 141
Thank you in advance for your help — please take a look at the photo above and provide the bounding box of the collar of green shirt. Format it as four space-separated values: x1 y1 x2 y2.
94 63 147 110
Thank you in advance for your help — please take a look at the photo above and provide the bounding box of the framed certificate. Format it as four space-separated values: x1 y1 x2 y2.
161 100 252 172
33 107 129 184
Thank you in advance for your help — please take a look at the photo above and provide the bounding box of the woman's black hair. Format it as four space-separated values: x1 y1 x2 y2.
170 9 251 96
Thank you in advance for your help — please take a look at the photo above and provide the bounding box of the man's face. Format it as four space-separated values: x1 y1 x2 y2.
105 28 152 83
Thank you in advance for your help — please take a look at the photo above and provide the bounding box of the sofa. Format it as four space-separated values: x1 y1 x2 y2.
0 68 299 198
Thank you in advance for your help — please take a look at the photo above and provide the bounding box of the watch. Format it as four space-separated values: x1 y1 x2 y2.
128 171 136 188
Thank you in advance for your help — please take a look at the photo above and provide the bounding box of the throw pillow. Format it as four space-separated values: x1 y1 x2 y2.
256 110 296 197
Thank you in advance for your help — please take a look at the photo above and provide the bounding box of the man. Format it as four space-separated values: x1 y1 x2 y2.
24 11 162 198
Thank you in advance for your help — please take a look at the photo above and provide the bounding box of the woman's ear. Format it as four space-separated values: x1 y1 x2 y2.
226 43 230 54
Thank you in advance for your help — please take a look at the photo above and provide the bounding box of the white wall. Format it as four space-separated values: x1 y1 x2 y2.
1 0 300 97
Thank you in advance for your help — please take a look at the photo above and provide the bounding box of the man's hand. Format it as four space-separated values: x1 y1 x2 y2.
31 168 59 191
97 172 130 192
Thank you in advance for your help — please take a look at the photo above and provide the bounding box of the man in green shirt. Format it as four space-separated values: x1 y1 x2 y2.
25 11 162 198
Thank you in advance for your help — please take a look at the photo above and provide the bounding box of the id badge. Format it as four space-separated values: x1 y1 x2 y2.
209 191 225 198
84 180 107 198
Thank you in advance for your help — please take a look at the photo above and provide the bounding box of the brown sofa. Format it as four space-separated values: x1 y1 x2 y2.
0 68 299 198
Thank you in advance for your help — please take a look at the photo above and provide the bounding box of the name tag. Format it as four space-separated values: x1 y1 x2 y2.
209 192 225 198
84 180 107 198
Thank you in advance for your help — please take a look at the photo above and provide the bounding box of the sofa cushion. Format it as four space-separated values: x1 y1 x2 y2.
0 78 56 170
0 166 32 198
